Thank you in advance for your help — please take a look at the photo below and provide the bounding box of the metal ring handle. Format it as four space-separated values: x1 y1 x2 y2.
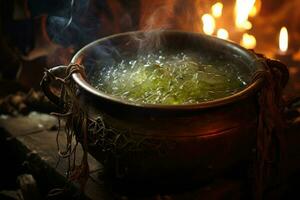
40 65 68 107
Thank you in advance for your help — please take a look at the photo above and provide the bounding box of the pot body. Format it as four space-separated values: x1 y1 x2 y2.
82 92 258 185
42 31 281 186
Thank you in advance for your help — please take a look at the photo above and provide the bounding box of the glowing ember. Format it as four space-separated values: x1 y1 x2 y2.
217 28 229 40
211 2 223 18
202 14 215 35
279 26 288 52
235 0 256 30
240 33 256 49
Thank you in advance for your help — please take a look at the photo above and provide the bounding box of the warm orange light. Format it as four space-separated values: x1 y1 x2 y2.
202 14 215 35
211 2 223 18
235 0 256 30
249 0 261 17
240 33 256 49
243 21 252 30
279 26 288 52
249 6 257 17
217 28 229 40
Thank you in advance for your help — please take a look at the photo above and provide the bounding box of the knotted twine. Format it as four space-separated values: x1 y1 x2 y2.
48 64 90 191
47 57 288 198
252 56 287 199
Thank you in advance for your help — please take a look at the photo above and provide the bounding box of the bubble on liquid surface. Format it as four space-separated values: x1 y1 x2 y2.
90 51 248 105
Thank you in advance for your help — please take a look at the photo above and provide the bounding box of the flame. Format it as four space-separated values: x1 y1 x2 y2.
211 2 223 18
217 28 229 40
279 26 288 52
243 21 252 30
240 33 256 49
235 0 256 30
249 7 257 17
202 14 215 35
249 0 261 17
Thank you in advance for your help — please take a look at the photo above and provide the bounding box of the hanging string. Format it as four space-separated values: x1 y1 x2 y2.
251 56 288 200
50 63 90 191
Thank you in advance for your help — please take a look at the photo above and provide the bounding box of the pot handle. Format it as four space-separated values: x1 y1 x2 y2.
40 65 68 107
265 58 289 88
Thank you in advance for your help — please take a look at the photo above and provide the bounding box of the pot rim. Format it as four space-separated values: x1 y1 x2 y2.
71 30 265 110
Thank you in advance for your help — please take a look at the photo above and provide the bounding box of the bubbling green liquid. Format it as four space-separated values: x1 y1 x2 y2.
92 51 247 105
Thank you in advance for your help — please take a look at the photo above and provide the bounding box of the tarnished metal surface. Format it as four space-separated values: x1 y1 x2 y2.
41 31 288 186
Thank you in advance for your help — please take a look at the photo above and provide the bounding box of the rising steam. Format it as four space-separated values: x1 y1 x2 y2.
46 0 204 66
131 0 205 53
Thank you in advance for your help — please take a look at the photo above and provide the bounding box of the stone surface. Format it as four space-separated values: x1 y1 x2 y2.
1 111 300 199
0 112 104 200
0 112 57 138
0 190 22 200
17 129 102 174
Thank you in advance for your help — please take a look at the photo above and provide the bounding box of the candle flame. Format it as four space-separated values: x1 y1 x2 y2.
217 28 229 40
249 0 261 17
243 21 252 30
240 33 256 49
235 0 256 30
211 2 223 18
202 14 215 35
249 6 257 17
279 26 288 52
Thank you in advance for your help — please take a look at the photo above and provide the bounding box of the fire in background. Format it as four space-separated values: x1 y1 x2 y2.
0 0 300 84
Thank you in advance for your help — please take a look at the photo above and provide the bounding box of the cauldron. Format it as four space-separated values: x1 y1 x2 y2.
41 31 288 187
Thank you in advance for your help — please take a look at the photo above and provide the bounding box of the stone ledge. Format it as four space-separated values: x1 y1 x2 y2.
1 111 300 199
0 112 108 200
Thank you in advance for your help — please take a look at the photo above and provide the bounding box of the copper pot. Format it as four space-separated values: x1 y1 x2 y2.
41 31 289 187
